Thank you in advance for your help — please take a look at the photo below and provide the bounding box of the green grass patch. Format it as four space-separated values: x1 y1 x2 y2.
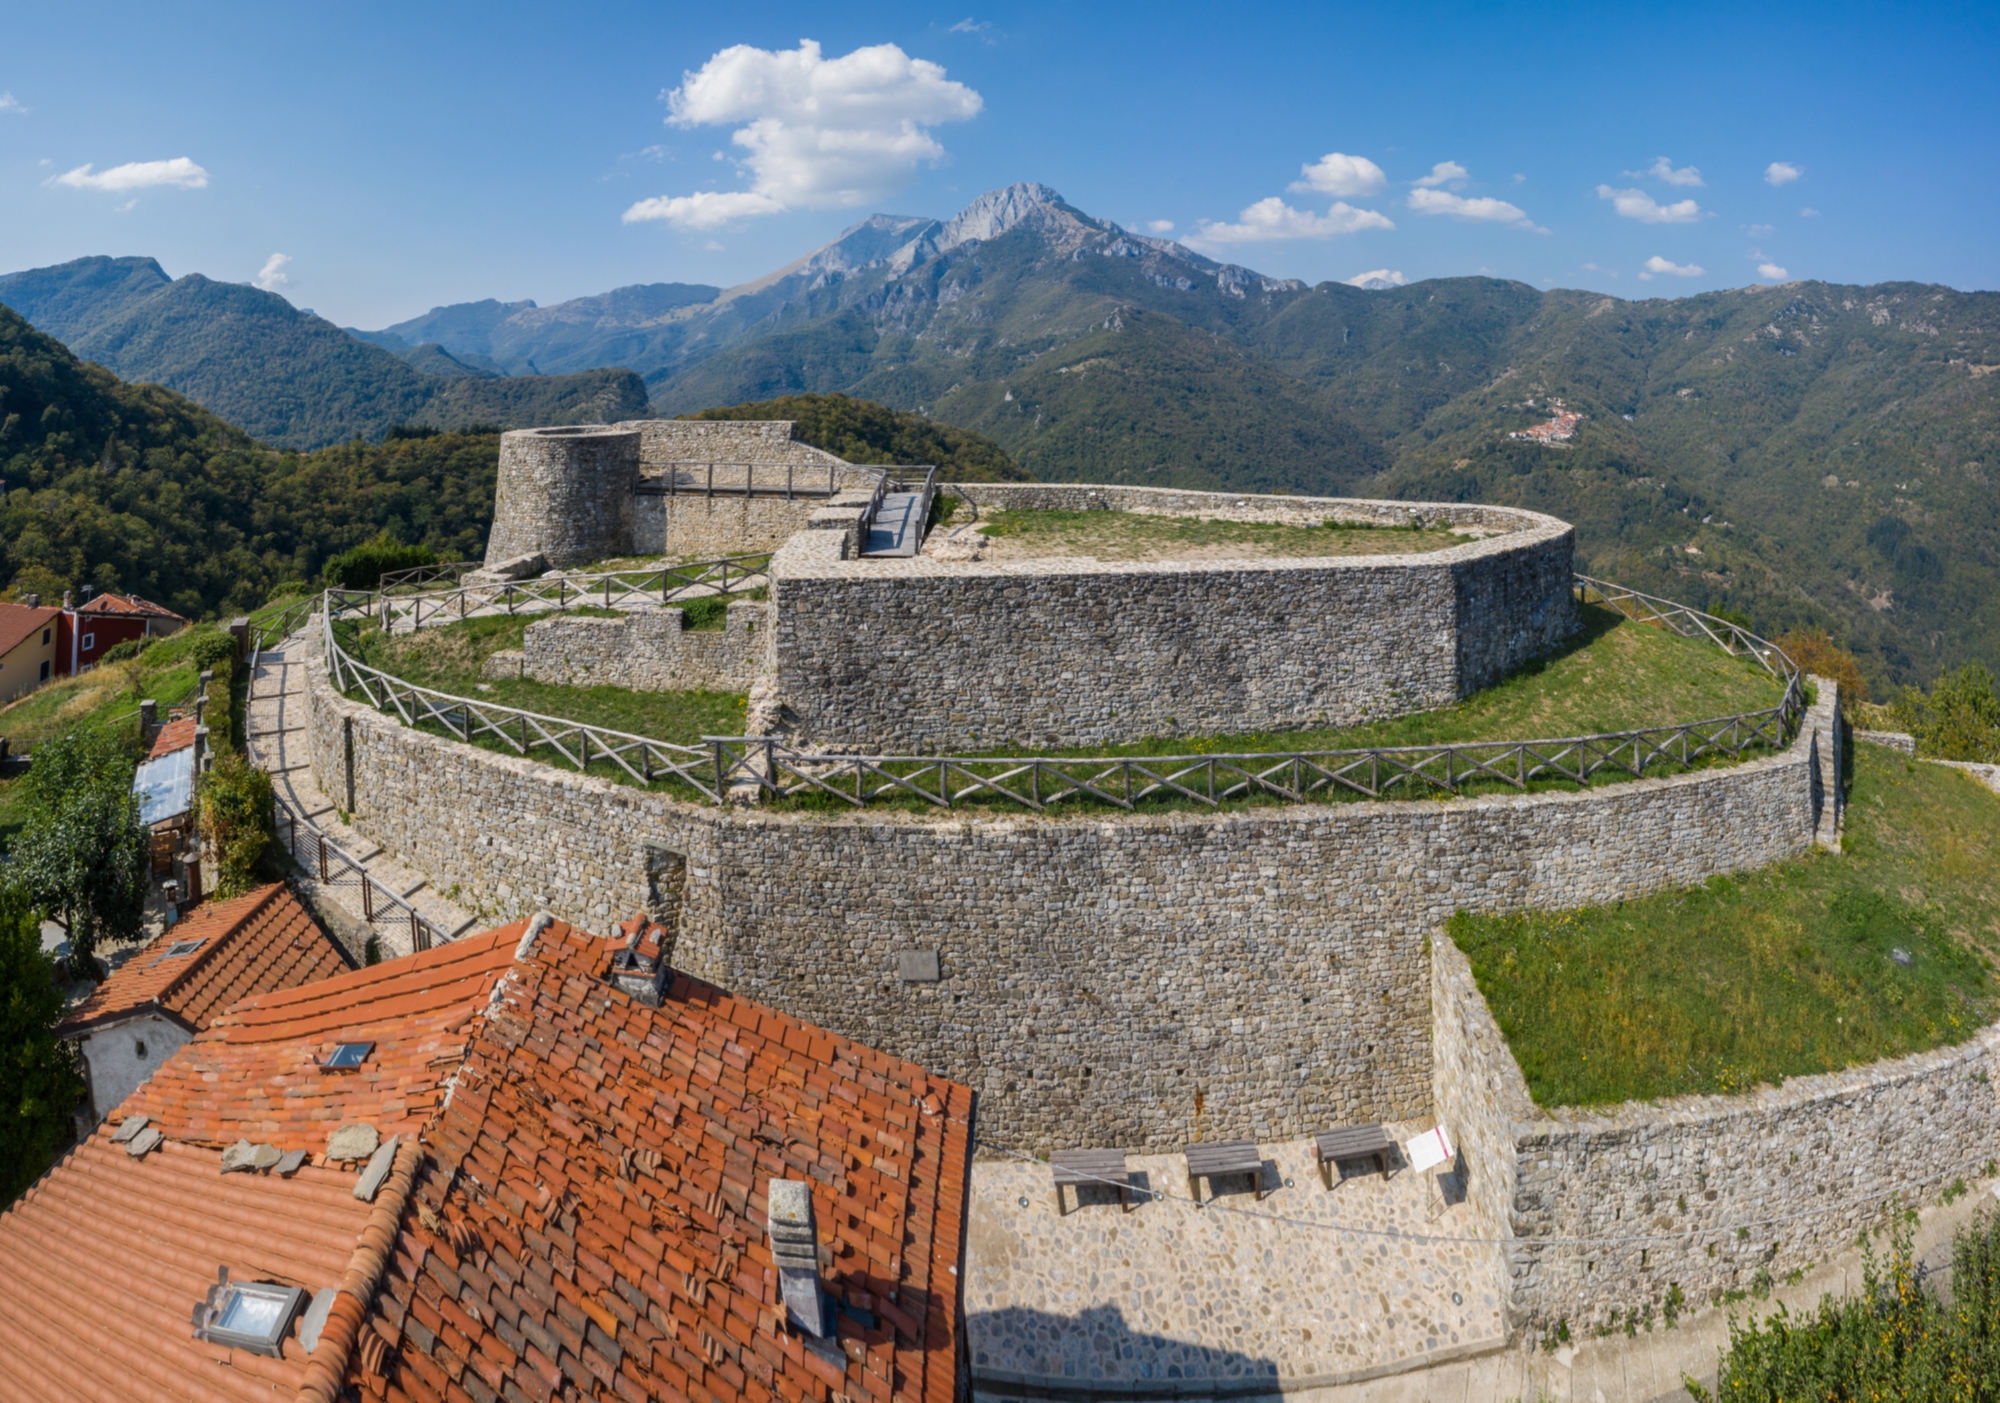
345 613 745 751
1452 743 2000 1107
974 508 1468 560
0 621 239 753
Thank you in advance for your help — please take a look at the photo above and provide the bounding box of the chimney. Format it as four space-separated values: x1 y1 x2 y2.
22 593 37 608
62 589 73 610
766 1181 832 1337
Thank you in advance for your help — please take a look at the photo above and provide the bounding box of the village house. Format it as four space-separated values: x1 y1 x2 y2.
0 600 61 704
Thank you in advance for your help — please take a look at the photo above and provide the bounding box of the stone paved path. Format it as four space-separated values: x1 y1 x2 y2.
964 1125 1508 1394
247 632 476 959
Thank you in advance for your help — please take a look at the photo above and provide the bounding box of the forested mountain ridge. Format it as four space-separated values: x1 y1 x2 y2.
0 257 650 449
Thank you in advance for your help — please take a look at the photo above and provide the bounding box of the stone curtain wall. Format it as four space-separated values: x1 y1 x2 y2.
617 420 884 558
307 657 1826 1154
521 603 769 692
947 483 1539 533
769 490 1575 751
1430 934 1532 1277
483 426 640 569
632 494 828 558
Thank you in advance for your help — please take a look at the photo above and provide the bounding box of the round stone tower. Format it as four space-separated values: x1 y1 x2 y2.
484 425 641 569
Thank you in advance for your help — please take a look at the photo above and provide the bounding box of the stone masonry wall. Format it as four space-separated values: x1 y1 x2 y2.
307 655 1828 1155
1431 933 1531 1259
521 602 769 692
484 426 639 569
770 490 1575 750
631 494 829 559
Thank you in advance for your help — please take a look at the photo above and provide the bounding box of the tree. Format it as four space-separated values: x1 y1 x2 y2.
1891 663 2000 762
1772 626 1868 711
0 883 84 1203
8 727 148 979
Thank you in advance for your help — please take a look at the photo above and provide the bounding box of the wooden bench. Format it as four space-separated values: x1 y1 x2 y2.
1185 1139 1265 1204
1314 1123 1395 1189
1051 1149 1132 1215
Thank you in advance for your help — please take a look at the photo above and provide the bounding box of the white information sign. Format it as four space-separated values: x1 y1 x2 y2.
1405 1125 1455 1174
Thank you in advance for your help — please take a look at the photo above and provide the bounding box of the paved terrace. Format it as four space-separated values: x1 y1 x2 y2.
964 1124 1508 1394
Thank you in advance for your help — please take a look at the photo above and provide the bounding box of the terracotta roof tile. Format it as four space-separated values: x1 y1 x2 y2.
146 717 200 759
74 591 187 623
0 1127 378 1403
59 884 351 1037
127 922 521 1150
349 918 975 1403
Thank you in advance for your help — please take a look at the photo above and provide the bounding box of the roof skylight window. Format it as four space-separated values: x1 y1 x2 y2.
321 1042 374 1071
192 1268 307 1357
161 938 205 959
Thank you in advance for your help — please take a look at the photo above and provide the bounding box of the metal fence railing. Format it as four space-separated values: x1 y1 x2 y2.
318 574 1803 814
374 552 773 633
244 628 455 951
633 460 889 501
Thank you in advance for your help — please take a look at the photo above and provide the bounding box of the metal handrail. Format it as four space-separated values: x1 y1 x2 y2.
322 573 1806 813
372 552 773 633
638 460 894 502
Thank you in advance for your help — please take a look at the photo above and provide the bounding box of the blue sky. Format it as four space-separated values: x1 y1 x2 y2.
1 0 1993 327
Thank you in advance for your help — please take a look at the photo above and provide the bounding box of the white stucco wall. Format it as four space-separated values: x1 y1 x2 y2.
74 1013 191 1121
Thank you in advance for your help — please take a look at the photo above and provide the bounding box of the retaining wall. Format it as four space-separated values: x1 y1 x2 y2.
306 655 1832 1154
771 488 1577 751
519 602 769 692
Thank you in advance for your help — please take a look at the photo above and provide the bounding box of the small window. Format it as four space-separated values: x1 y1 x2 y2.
156 938 206 962
40 627 50 645
135 1039 148 1058
80 632 95 651
322 1041 374 1071
38 660 49 681
194 1273 307 1357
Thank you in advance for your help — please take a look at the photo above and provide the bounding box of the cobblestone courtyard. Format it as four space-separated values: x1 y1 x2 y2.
963 1128 1509 1390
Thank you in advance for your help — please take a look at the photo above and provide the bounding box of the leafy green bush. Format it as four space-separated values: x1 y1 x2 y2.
188 633 239 671
1690 1218 2000 1400
1891 663 2000 762
197 751 273 898
321 536 439 591
0 882 84 1205
97 636 152 665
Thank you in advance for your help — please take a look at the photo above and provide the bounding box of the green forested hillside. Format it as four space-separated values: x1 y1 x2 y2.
681 392 1027 481
0 257 650 449
0 305 499 616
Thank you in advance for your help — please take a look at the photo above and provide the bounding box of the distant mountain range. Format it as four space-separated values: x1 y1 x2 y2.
4 184 1998 688
0 257 648 449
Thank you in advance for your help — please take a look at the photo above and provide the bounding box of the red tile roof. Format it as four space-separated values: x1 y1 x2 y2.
147 716 200 759
128 921 522 1150
74 590 188 623
0 914 974 1403
0 601 59 659
348 917 975 1403
59 884 352 1038
0 1127 383 1402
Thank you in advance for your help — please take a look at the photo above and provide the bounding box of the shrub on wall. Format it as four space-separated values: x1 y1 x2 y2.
1772 626 1867 711
321 535 438 591
198 751 274 899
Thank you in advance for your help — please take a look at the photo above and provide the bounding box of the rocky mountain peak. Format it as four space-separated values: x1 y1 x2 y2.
935 182 1070 252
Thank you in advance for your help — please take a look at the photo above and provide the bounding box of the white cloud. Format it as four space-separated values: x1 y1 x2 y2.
1633 156 1704 186
625 39 982 228
1758 261 1790 280
948 18 991 33
1596 184 1701 223
0 93 24 115
1746 222 1774 236
253 253 292 291
1638 254 1704 280
1191 197 1394 245
624 189 787 229
1799 206 1820 218
52 157 209 192
1290 151 1387 198
1411 160 1467 188
1345 269 1406 290
1408 186 1541 230
1765 161 1803 186
1145 219 1175 233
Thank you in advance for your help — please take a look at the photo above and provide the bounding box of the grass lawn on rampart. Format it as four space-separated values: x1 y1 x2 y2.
970 508 1469 561
1452 743 2000 1107
346 612 746 747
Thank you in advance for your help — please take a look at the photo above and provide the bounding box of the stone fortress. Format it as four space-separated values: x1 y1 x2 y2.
302 415 2000 1359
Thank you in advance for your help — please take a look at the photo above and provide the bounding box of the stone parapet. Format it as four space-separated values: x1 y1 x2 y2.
769 490 1576 751
306 652 1826 1155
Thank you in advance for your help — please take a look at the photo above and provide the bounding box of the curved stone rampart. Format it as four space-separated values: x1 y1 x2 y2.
770 487 1576 750
483 425 639 568
305 651 1833 1154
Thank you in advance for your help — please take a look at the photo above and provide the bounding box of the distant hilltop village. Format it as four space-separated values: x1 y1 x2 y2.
1509 397 1585 443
